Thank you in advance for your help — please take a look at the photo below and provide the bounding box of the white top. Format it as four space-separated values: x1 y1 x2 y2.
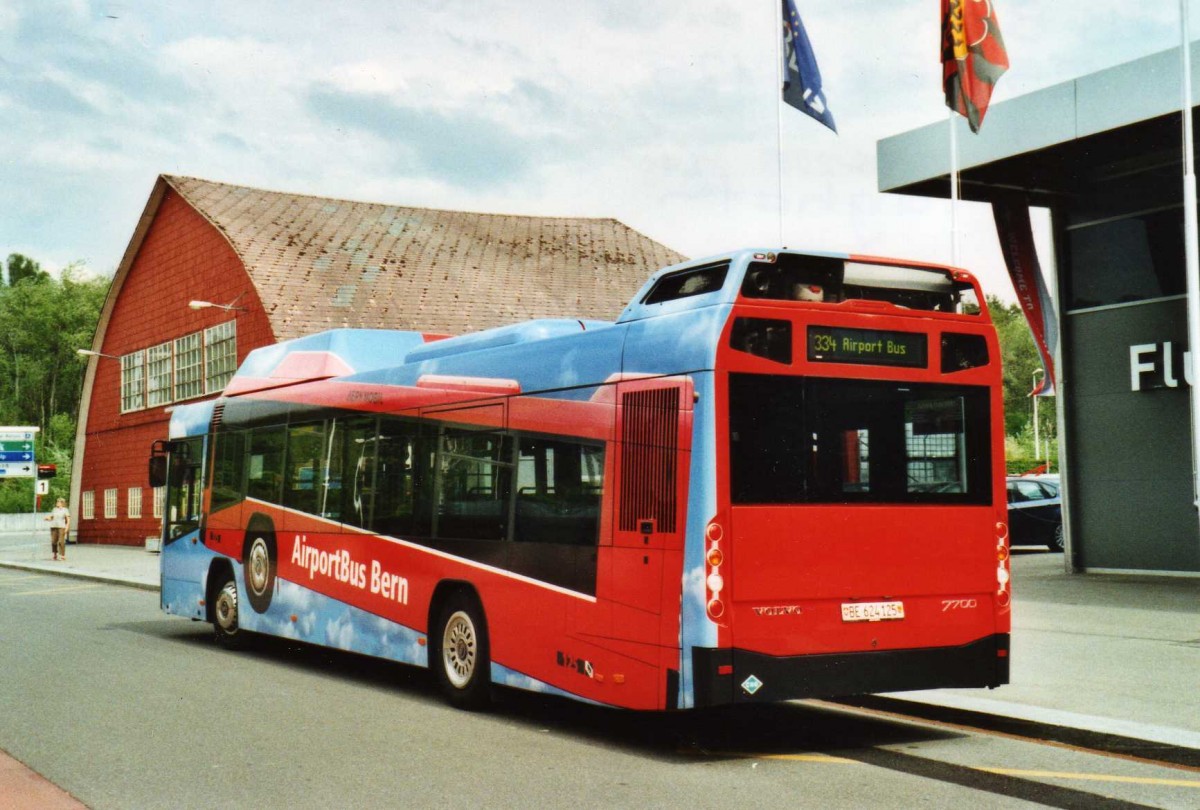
48 506 70 528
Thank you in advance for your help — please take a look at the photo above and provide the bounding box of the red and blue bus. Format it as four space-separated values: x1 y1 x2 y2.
155 248 1009 710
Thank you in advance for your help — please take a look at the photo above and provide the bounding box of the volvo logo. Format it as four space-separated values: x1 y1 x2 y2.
752 605 803 616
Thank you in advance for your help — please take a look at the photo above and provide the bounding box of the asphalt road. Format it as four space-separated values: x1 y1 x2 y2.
1 568 1196 809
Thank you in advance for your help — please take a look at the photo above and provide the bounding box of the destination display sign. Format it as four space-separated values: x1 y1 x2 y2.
807 325 928 368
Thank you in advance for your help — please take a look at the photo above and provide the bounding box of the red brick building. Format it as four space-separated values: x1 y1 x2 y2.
72 175 685 545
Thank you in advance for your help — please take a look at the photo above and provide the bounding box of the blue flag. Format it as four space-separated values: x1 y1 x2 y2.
782 0 836 133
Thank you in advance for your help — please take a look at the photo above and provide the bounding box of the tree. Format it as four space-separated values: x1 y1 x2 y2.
5 253 49 286
987 294 1057 466
0 260 109 512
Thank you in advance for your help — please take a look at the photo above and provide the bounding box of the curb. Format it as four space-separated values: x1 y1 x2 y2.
0 560 159 593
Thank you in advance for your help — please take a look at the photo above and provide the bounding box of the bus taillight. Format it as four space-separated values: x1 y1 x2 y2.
706 519 726 622
996 522 1011 605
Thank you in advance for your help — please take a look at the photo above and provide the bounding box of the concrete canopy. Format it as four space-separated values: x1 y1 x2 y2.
878 44 1198 208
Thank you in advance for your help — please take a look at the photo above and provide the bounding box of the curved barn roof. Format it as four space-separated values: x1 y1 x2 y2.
163 175 686 340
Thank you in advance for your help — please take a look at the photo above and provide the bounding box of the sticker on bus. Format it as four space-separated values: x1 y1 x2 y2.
840 601 905 622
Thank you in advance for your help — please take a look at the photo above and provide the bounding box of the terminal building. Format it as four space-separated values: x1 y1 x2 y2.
878 44 1200 575
73 175 683 545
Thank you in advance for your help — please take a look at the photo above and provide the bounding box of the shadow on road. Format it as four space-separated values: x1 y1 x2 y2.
113 615 960 762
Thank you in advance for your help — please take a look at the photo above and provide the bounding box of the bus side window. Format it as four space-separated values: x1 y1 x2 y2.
331 416 379 528
514 438 604 546
245 425 286 505
370 418 421 538
434 426 512 541
283 422 325 516
210 430 246 515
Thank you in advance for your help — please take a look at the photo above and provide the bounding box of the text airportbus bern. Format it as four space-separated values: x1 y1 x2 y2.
153 248 1010 711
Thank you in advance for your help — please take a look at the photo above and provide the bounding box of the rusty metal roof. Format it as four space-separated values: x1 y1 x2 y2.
163 175 686 341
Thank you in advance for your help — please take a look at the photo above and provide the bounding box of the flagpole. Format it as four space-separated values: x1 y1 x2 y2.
949 109 960 266
775 0 786 247
1179 0 1200 517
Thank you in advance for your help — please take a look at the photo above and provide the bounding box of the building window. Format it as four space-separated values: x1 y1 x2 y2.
104 488 118 519
205 320 238 393
174 333 203 401
146 342 173 407
120 351 145 413
82 491 95 520
153 485 165 519
114 320 239 412
128 487 143 519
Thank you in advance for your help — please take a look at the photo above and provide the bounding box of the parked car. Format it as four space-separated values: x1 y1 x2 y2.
1006 475 1063 551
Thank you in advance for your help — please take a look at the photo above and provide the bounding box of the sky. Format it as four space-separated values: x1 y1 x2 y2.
0 0 1189 303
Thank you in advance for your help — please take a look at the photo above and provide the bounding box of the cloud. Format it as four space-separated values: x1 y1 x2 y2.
0 0 1187 296
306 87 544 189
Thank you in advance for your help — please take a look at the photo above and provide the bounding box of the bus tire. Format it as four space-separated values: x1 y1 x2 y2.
212 575 248 649
432 592 491 710
243 516 276 614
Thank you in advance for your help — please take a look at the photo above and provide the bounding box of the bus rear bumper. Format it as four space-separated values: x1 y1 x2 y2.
692 634 1009 707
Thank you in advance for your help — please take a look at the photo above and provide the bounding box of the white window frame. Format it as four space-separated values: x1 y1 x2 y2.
104 488 118 519
128 487 143 519
174 333 203 401
146 342 174 407
205 320 238 394
120 351 146 413
82 491 95 520
152 485 165 519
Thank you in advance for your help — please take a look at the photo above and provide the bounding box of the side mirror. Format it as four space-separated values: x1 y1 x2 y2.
149 456 168 488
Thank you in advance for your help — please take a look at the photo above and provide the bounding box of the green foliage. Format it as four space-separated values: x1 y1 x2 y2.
0 256 108 512
6 254 49 286
988 294 1057 465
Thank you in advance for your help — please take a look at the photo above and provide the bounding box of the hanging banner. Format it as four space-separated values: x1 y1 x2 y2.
992 198 1057 395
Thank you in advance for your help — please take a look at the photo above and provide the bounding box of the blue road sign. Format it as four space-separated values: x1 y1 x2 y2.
0 451 34 462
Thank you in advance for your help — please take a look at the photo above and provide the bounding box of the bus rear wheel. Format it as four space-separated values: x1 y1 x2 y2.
433 593 491 710
213 576 247 649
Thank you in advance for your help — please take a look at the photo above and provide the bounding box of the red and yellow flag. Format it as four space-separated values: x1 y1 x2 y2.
942 0 1009 132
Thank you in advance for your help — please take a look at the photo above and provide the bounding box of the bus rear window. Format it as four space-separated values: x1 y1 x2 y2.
729 374 991 505
740 255 979 314
643 263 729 304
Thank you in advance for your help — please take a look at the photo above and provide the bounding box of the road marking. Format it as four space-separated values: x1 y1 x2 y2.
678 748 858 764
749 753 858 764
810 699 1200 774
12 584 100 597
977 767 1200 789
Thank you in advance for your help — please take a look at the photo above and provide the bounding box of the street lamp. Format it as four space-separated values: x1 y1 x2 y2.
1032 368 1045 466
76 349 119 360
188 298 245 312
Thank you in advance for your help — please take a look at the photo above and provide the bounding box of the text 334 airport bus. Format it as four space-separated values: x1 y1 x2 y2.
153 248 1009 710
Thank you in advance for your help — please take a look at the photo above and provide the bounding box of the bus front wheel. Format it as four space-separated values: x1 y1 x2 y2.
433 593 491 710
243 519 277 614
213 576 247 649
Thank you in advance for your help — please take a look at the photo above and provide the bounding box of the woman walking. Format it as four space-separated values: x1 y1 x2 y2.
46 498 70 561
